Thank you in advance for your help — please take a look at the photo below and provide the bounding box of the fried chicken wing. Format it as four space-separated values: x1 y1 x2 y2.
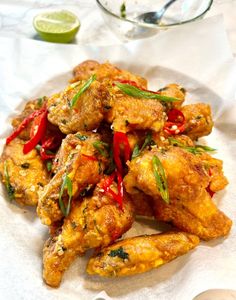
181 103 213 140
72 61 147 89
37 132 107 225
0 138 49 205
43 179 134 287
159 83 186 109
48 80 106 134
124 147 232 240
87 232 199 277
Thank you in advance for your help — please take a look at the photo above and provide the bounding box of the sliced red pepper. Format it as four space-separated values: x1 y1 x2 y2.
114 79 140 88
39 147 55 160
164 109 185 135
206 167 215 197
6 108 46 145
23 108 47 154
113 132 131 175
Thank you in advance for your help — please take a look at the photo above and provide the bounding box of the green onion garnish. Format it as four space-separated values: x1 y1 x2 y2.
3 161 15 201
131 132 154 159
59 173 73 217
115 82 180 102
152 155 169 204
75 133 88 141
120 2 126 18
46 161 52 172
70 74 96 108
168 137 216 155
93 141 109 158
109 247 129 260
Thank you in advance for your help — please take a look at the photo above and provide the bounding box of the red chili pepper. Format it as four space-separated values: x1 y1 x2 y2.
39 147 55 160
6 108 46 145
23 108 47 154
113 132 131 175
164 109 185 135
82 154 98 161
206 167 215 197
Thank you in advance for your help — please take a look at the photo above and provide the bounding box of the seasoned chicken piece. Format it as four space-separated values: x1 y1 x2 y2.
43 179 134 287
181 103 213 140
129 192 154 217
200 152 228 192
159 83 186 109
0 138 49 206
107 90 165 133
72 60 147 89
11 97 47 140
37 132 108 226
124 147 232 240
48 80 107 134
87 232 199 277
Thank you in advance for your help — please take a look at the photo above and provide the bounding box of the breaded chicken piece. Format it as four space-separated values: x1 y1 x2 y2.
129 192 154 217
43 179 134 287
181 103 213 140
107 89 165 133
72 60 147 89
159 83 186 109
87 232 199 277
48 80 106 134
124 147 232 240
37 133 107 226
0 138 49 206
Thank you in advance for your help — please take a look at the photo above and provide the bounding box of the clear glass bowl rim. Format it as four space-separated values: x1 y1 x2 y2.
96 0 214 28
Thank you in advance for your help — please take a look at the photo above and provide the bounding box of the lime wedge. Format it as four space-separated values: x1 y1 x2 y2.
33 10 80 43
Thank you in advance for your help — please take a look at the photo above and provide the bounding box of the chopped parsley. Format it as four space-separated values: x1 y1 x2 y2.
109 247 129 260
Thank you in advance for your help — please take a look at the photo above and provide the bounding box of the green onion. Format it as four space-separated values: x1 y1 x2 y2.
120 2 126 18
70 74 96 108
3 161 15 201
59 174 73 217
93 141 109 158
75 133 88 141
109 247 129 260
131 132 154 159
168 137 216 155
46 161 52 172
152 155 169 204
115 82 180 102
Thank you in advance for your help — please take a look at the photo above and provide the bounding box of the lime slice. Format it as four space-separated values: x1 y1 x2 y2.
33 10 80 43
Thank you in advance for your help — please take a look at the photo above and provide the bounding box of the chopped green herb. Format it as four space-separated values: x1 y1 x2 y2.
46 161 52 172
152 155 169 204
131 144 140 159
93 141 109 158
75 133 88 141
37 96 46 107
168 137 216 155
70 74 96 108
120 2 126 18
35 144 41 152
109 247 129 260
115 82 180 102
59 174 73 217
131 132 154 159
3 161 15 201
21 163 30 169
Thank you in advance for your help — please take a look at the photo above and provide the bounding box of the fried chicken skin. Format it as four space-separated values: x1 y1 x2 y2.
124 147 232 240
0 138 49 206
87 232 199 277
37 132 107 226
72 61 147 89
48 80 107 134
159 83 186 109
43 179 134 287
181 103 213 140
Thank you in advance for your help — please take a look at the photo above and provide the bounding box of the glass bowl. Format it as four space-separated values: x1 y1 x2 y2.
96 0 213 40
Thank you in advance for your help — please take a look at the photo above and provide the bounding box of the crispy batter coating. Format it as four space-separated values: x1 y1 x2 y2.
37 133 107 226
159 84 186 109
108 91 165 133
181 103 213 140
72 61 147 89
0 138 49 206
43 180 134 287
87 232 199 277
48 80 106 134
124 146 232 240
129 192 154 217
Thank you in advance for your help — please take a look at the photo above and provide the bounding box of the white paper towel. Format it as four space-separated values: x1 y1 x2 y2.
0 16 236 300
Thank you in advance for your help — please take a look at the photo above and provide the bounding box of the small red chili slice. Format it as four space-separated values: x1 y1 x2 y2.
113 132 131 175
6 107 46 145
206 167 215 197
23 109 47 154
39 147 55 160
164 109 185 135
